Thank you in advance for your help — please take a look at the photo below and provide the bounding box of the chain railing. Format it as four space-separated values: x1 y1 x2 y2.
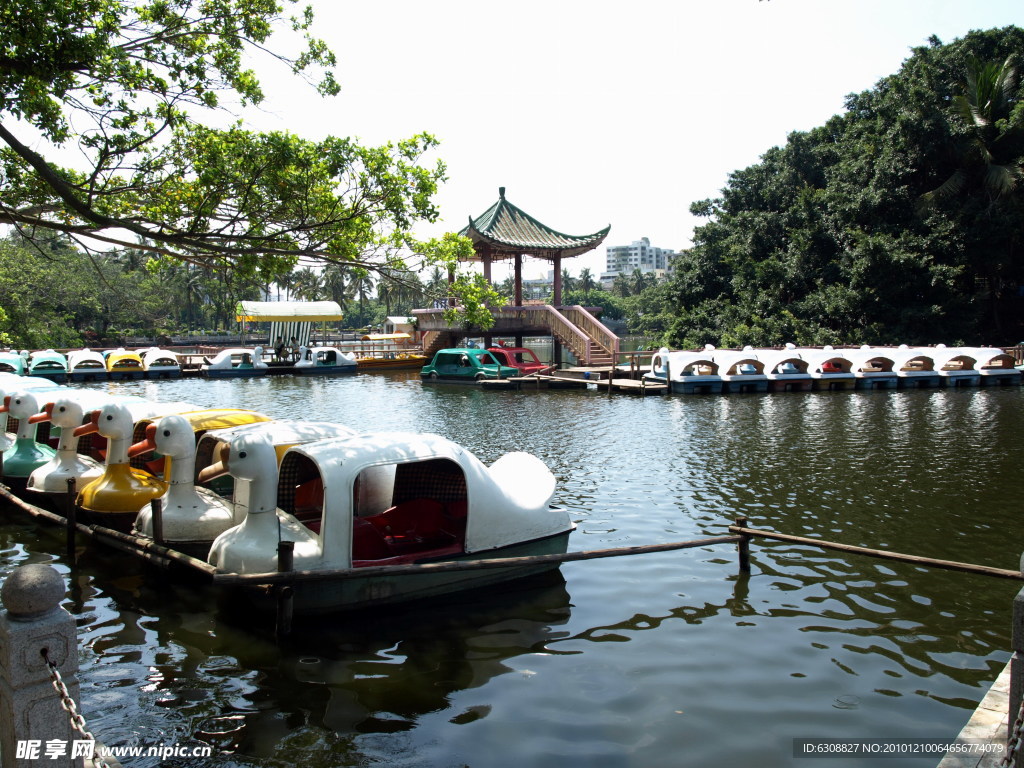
43 648 113 768
1004 692 1024 767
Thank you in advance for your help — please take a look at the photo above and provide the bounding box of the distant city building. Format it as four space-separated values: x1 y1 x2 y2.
600 237 677 286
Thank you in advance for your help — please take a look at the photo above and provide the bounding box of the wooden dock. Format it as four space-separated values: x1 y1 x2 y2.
479 368 667 395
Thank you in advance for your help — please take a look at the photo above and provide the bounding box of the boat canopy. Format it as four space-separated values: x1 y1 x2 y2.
713 348 764 376
236 301 343 350
845 346 895 372
279 431 564 567
235 301 343 322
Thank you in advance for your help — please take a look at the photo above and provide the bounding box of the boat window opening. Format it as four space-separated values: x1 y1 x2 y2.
194 439 235 498
351 458 468 564
277 452 324 534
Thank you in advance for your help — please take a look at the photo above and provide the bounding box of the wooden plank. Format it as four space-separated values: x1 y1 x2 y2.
212 535 742 585
729 524 1024 581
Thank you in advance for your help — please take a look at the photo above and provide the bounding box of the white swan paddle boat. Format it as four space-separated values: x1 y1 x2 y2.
200 430 575 613
67 348 109 382
714 347 768 394
23 392 145 508
73 400 198 531
292 345 358 375
127 413 240 556
644 347 724 394
200 347 269 378
141 347 183 379
26 349 69 383
0 390 60 490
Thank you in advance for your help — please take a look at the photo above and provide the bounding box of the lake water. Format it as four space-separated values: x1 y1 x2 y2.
2 372 1022 768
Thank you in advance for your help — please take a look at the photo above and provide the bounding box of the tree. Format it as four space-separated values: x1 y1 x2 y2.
0 1 470 300
659 27 1024 348
578 267 597 293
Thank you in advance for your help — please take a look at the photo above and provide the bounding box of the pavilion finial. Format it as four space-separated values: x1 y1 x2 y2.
499 186 505 199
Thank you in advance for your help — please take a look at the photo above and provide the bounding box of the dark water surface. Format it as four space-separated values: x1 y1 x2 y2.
2 373 1022 767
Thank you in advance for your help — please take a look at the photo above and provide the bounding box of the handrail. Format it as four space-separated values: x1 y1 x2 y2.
536 305 592 364
561 305 620 357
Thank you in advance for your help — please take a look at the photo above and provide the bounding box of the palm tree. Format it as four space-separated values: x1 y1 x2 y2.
579 267 597 293
291 267 324 301
922 56 1024 208
921 54 1024 335
561 268 578 293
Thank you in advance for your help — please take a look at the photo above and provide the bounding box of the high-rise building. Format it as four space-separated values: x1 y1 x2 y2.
600 237 676 284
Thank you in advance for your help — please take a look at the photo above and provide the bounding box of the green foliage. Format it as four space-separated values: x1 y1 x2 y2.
0 0 468 289
663 27 1024 348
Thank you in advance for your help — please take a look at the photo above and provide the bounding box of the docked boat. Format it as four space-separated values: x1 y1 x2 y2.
0 350 27 375
713 348 768 394
67 348 109 382
0 389 60 491
889 346 942 388
73 401 199 531
200 347 269 378
190 419 359 531
930 345 983 388
125 414 242 557
798 347 857 391
26 349 68 383
644 348 723 394
486 346 551 376
105 348 146 380
420 348 520 382
141 347 183 379
962 347 1023 386
846 346 898 390
292 345 358 375
761 346 813 392
23 392 137 508
200 430 575 613
128 407 272 478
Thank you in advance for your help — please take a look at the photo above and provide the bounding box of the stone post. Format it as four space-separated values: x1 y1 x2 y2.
1012 553 1024 736
0 564 83 768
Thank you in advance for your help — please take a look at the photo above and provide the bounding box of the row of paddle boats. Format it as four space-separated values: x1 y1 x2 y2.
0 344 362 381
644 344 1022 394
0 347 183 382
0 374 573 614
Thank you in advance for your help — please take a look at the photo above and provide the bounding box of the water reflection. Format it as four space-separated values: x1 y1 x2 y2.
2 379 1022 766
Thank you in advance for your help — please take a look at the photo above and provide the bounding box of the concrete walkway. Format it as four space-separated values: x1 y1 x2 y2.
938 661 1011 768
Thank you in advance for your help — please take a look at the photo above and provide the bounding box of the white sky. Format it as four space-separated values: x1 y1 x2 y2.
248 0 1024 280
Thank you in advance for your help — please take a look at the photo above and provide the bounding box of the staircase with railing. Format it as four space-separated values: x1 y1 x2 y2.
413 304 621 367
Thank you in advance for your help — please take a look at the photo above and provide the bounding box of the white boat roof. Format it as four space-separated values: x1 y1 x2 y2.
235 300 343 322
200 419 357 448
285 431 562 555
844 346 896 367
141 347 180 365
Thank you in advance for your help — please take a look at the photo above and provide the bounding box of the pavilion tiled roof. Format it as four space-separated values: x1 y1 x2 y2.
460 188 610 260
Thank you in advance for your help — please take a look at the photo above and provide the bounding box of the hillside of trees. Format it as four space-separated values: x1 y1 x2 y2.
633 27 1024 349
3 27 1022 350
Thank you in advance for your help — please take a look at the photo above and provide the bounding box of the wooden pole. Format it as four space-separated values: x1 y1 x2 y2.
150 498 164 546
213 535 742 586
1012 584 1024 734
736 516 750 573
65 478 77 563
728 523 1024 581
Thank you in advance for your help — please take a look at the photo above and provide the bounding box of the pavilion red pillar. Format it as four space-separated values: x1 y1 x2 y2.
448 266 456 308
553 255 563 306
514 253 523 306
483 252 492 285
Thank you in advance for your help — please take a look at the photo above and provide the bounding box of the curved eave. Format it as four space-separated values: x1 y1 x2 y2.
463 222 610 260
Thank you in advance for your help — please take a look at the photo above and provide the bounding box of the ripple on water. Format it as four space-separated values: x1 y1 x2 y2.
4 379 1022 767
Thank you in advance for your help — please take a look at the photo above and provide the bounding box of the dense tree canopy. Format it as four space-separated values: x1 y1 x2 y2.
661 27 1024 349
0 0 476 305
